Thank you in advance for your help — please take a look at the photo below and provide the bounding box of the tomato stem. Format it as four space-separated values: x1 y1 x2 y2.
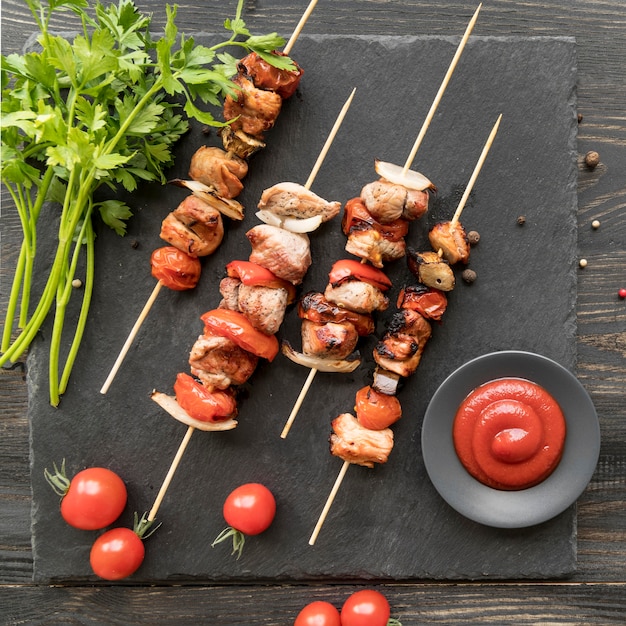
211 526 246 559
43 459 70 497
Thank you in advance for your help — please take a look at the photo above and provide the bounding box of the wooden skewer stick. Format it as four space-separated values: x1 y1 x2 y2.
279 87 357 440
309 460 349 545
145 89 356 524
284 0 319 55
451 113 502 225
402 3 481 175
146 425 194 524
309 113 503 547
100 281 164 394
281 5 482 437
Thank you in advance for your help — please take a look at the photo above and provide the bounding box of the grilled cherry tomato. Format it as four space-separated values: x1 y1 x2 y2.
150 246 202 291
239 51 303 99
328 259 392 292
212 483 276 559
354 386 402 430
294 601 341 626
397 285 447 321
342 197 409 242
44 462 127 530
200 309 279 361
90 527 145 580
226 260 296 303
174 373 237 422
341 590 398 626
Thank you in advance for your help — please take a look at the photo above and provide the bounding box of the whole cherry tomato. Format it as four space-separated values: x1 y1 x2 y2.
90 527 145 580
44 462 127 530
212 483 276 559
354 386 402 430
200 309 279 361
328 259 392 292
174 373 237 422
341 590 396 626
294 601 341 626
150 246 202 291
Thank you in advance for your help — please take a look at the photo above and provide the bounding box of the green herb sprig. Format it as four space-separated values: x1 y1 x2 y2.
1 0 292 405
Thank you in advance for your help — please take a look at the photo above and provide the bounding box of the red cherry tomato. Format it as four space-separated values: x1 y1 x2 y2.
354 386 402 430
341 590 392 626
328 259 392 292
90 527 145 580
397 285 447 321
200 309 279 361
45 463 127 530
174 373 237 422
295 601 341 626
150 246 202 291
226 260 296 303
212 483 276 559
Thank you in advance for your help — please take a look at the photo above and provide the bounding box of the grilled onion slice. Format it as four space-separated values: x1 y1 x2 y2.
374 159 436 192
151 391 238 431
281 341 361 372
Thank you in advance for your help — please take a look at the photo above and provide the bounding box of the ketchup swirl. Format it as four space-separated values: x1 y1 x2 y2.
453 378 566 490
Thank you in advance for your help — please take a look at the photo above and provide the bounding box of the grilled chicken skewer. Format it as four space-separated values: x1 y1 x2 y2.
281 3 483 438
144 89 356 528
310 113 502 545
100 2 316 395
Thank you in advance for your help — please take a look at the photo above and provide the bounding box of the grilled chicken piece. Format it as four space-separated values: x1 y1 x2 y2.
298 292 375 336
223 75 282 138
219 278 288 336
247 224 311 285
301 319 359 359
160 195 224 257
407 249 455 291
373 309 432 378
324 280 389 314
238 51 303 99
345 229 406 268
428 221 470 265
360 179 429 224
189 333 258 390
329 413 394 468
257 182 341 222
188 146 248 199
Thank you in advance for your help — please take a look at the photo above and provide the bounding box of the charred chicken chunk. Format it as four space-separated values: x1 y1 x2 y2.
301 319 359 359
160 195 224 257
223 75 282 138
258 182 341 222
345 229 406 268
298 292 375 337
360 179 429 224
188 146 248 199
428 221 470 265
373 309 432 378
324 280 389 314
247 224 311 285
329 413 394 468
189 333 258 390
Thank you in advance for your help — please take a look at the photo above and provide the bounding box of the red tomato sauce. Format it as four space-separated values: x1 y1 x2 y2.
453 378 566 490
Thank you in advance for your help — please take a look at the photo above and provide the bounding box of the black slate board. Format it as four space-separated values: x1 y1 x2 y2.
28 35 578 582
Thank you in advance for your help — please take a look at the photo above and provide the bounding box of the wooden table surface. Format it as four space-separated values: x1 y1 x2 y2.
1 0 625 623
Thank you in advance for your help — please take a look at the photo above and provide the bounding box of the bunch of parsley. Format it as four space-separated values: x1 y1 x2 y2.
0 0 294 405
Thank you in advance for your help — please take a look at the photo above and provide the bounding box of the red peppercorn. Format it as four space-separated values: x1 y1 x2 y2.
619 288 626 299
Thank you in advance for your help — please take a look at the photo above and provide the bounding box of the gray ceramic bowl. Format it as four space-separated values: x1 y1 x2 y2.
421 350 600 528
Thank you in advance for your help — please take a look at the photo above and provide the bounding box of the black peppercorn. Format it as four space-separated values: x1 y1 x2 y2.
462 269 477 284
467 230 480 245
